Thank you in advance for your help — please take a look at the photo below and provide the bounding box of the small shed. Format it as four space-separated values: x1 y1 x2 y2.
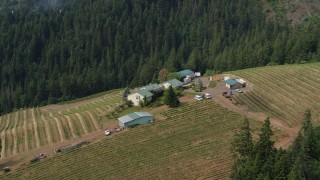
118 112 153 128
195 72 201 77
162 79 184 89
225 79 242 89
127 89 153 106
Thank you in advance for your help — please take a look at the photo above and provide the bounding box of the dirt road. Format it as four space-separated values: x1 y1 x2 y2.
189 76 300 148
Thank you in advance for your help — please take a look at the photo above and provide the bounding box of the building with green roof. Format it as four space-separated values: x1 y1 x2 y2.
177 69 194 78
225 79 242 89
177 69 195 84
139 83 163 94
118 112 153 128
127 89 153 106
162 79 184 89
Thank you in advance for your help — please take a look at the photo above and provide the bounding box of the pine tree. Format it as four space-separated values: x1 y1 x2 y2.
254 118 275 176
231 118 254 179
164 86 180 107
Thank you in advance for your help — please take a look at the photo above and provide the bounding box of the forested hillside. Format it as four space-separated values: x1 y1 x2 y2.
0 0 319 114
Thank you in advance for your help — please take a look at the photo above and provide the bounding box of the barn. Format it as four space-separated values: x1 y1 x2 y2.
118 112 154 128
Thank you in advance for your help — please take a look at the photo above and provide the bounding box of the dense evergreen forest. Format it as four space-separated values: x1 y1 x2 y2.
0 0 319 114
231 111 320 179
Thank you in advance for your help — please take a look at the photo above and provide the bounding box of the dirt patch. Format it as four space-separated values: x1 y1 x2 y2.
0 124 125 174
179 94 195 103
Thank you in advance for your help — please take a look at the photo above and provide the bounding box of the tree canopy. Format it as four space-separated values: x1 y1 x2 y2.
0 0 319 114
231 111 320 179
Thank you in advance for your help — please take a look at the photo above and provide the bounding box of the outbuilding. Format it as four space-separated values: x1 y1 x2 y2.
162 79 184 89
177 69 195 84
118 112 154 128
127 89 153 106
225 79 242 89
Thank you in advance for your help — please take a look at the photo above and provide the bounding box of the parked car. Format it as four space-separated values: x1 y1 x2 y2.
194 95 203 101
204 93 212 99
235 89 243 93
104 129 111 136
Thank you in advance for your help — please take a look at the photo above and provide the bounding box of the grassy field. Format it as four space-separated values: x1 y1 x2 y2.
0 100 269 179
0 90 122 158
231 63 320 126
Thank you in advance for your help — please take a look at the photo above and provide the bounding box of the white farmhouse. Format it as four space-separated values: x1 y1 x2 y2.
127 89 153 106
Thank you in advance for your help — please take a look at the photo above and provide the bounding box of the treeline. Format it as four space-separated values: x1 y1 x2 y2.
0 0 319 114
231 110 320 179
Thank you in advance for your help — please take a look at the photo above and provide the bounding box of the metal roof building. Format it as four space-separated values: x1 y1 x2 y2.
162 79 184 89
118 112 154 128
225 79 238 86
139 83 163 93
177 69 194 78
225 79 242 89
137 89 153 98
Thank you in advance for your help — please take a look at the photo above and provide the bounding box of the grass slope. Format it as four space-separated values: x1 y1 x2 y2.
0 89 122 158
0 101 265 179
232 63 320 126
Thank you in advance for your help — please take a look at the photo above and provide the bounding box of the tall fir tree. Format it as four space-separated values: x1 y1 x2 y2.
164 86 180 107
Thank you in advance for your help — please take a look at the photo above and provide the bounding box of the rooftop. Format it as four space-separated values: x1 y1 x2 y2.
137 89 153 98
163 79 184 88
140 83 163 92
118 112 153 124
225 79 238 86
177 69 193 78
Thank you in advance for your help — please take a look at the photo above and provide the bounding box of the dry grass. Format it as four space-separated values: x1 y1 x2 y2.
232 63 320 126
0 100 268 179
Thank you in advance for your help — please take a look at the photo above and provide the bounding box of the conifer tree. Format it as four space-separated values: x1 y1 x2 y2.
254 118 275 176
164 86 180 107
231 118 254 179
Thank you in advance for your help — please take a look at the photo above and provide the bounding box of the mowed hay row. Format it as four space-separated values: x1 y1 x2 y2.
61 90 122 115
0 112 20 157
232 63 320 126
0 101 264 179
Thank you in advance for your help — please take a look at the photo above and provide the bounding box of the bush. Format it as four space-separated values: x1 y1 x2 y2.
208 81 217 88
30 156 40 164
124 100 133 107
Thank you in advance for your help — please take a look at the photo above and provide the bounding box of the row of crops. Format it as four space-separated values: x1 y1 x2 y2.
0 90 122 158
232 63 320 126
0 100 264 179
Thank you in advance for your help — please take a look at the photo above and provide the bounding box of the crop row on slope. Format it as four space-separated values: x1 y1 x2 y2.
0 100 266 180
232 63 320 126
0 90 122 158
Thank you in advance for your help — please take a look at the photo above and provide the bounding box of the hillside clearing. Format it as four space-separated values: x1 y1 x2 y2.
231 63 320 127
0 89 122 161
0 100 281 179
